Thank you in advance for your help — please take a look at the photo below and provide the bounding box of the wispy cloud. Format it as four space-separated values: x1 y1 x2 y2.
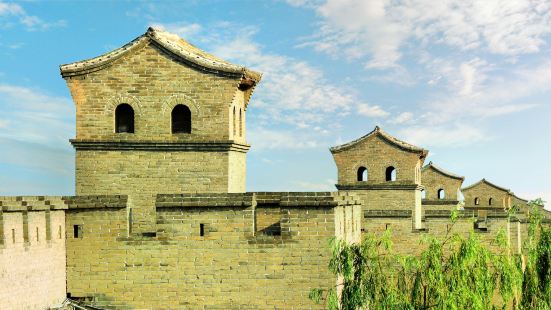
357 103 389 117
247 127 322 150
390 112 414 124
296 0 551 69
0 1 66 31
0 84 74 177
0 84 74 145
398 123 488 148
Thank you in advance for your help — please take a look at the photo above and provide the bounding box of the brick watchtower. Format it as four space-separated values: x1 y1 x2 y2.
60 27 261 232
330 126 428 230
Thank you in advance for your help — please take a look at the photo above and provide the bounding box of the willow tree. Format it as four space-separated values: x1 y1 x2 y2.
310 202 550 309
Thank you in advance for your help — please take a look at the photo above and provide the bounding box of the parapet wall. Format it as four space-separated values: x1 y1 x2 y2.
65 192 361 309
0 196 67 310
363 207 524 256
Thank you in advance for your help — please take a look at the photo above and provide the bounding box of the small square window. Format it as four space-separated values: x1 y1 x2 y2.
73 225 83 238
200 223 206 237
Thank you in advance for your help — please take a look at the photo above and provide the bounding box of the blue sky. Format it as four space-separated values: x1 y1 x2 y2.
0 1 550 207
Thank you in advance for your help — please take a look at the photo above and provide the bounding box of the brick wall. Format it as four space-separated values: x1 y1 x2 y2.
0 197 67 310
332 134 424 186
421 166 463 201
64 192 361 309
364 208 517 256
463 181 511 209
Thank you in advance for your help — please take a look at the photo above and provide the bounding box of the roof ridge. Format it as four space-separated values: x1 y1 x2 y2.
462 178 511 193
60 27 262 82
422 161 465 180
330 126 428 158
512 194 529 203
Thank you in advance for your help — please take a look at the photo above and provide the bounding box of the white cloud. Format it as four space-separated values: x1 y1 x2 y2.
390 112 414 124
150 22 202 39
0 2 23 15
421 61 549 125
398 123 488 148
0 84 74 146
298 0 551 68
248 127 321 150
0 1 66 31
357 103 389 117
0 84 74 178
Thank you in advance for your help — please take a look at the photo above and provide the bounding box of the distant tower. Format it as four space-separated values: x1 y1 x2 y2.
330 126 428 229
60 27 261 232
462 179 513 210
421 161 464 211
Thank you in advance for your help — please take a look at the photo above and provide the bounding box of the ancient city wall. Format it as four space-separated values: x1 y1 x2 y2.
64 192 361 309
0 196 67 310
363 208 519 256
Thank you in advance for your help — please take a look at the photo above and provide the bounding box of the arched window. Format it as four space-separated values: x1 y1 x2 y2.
385 166 396 181
115 104 134 133
475 197 480 205
239 109 243 136
438 189 445 200
171 104 191 133
489 198 493 206
232 107 236 136
357 167 368 182
421 189 426 199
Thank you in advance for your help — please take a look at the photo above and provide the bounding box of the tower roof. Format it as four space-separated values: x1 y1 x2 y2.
59 27 262 84
512 194 529 203
422 161 465 181
330 126 428 159
461 178 511 193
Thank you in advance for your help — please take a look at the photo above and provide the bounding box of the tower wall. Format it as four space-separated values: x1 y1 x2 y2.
421 167 462 201
463 182 511 209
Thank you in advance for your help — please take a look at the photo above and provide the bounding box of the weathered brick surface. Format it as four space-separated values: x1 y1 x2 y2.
463 179 513 209
420 163 463 209
64 192 361 309
331 129 427 230
0 197 67 310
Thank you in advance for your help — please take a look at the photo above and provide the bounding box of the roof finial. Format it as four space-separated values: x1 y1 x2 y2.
374 125 380 131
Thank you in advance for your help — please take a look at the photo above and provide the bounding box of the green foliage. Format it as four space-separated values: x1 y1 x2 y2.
310 199 551 309
521 200 551 309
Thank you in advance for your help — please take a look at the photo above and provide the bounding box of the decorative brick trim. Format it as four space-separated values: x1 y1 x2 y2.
422 200 459 205
364 209 412 218
337 183 422 190
70 140 251 153
63 195 128 210
161 94 201 117
104 94 144 116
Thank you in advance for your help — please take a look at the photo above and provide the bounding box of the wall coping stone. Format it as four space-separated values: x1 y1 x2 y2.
70 140 250 153
337 183 422 190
